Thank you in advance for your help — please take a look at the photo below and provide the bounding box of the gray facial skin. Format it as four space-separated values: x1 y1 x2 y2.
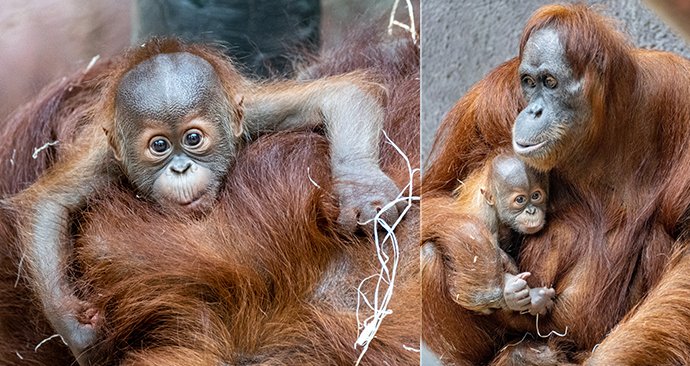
491 155 548 235
513 28 590 170
115 52 236 210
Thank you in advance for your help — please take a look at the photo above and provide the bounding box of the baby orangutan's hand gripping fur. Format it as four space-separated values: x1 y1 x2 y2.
10 40 400 363
456 153 555 316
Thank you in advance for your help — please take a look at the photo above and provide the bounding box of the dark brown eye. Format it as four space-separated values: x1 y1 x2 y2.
544 75 558 89
515 195 527 205
531 191 542 201
522 75 536 88
184 130 203 147
150 137 170 154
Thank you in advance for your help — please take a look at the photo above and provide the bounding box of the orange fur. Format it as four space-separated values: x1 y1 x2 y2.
0 26 420 366
423 4 690 365
421 161 526 365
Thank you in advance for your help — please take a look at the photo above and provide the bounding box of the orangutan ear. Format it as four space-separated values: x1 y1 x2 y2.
232 94 244 138
103 127 122 161
480 187 494 206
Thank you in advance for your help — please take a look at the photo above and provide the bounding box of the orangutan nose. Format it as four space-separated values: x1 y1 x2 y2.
170 157 192 174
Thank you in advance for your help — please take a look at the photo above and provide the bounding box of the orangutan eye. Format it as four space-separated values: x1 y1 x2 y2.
544 75 558 89
184 130 203 147
515 195 527 205
522 75 536 88
531 191 542 201
150 137 170 154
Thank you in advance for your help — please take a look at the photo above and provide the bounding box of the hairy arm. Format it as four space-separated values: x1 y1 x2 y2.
421 196 507 313
245 73 400 230
10 124 110 362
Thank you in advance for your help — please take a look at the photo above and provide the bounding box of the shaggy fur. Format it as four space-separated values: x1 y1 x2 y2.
423 4 690 365
0 25 420 366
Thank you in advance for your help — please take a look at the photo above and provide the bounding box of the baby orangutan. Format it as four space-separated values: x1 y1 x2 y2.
453 153 555 315
9 39 402 363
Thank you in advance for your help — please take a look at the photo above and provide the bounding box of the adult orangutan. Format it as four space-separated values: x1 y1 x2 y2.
0 24 420 366
423 4 690 365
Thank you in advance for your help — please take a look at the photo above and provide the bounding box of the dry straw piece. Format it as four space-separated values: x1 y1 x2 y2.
354 130 420 365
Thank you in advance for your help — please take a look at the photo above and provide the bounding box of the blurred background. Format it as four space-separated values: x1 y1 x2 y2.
421 0 690 165
0 0 400 124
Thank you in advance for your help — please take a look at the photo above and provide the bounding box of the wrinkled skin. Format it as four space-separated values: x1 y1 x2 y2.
504 272 555 315
513 29 590 171
483 154 548 235
114 52 236 212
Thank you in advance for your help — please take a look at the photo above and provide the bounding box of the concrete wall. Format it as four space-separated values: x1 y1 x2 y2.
421 0 690 164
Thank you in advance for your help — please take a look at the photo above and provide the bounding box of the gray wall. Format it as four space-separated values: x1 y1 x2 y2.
421 0 690 164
